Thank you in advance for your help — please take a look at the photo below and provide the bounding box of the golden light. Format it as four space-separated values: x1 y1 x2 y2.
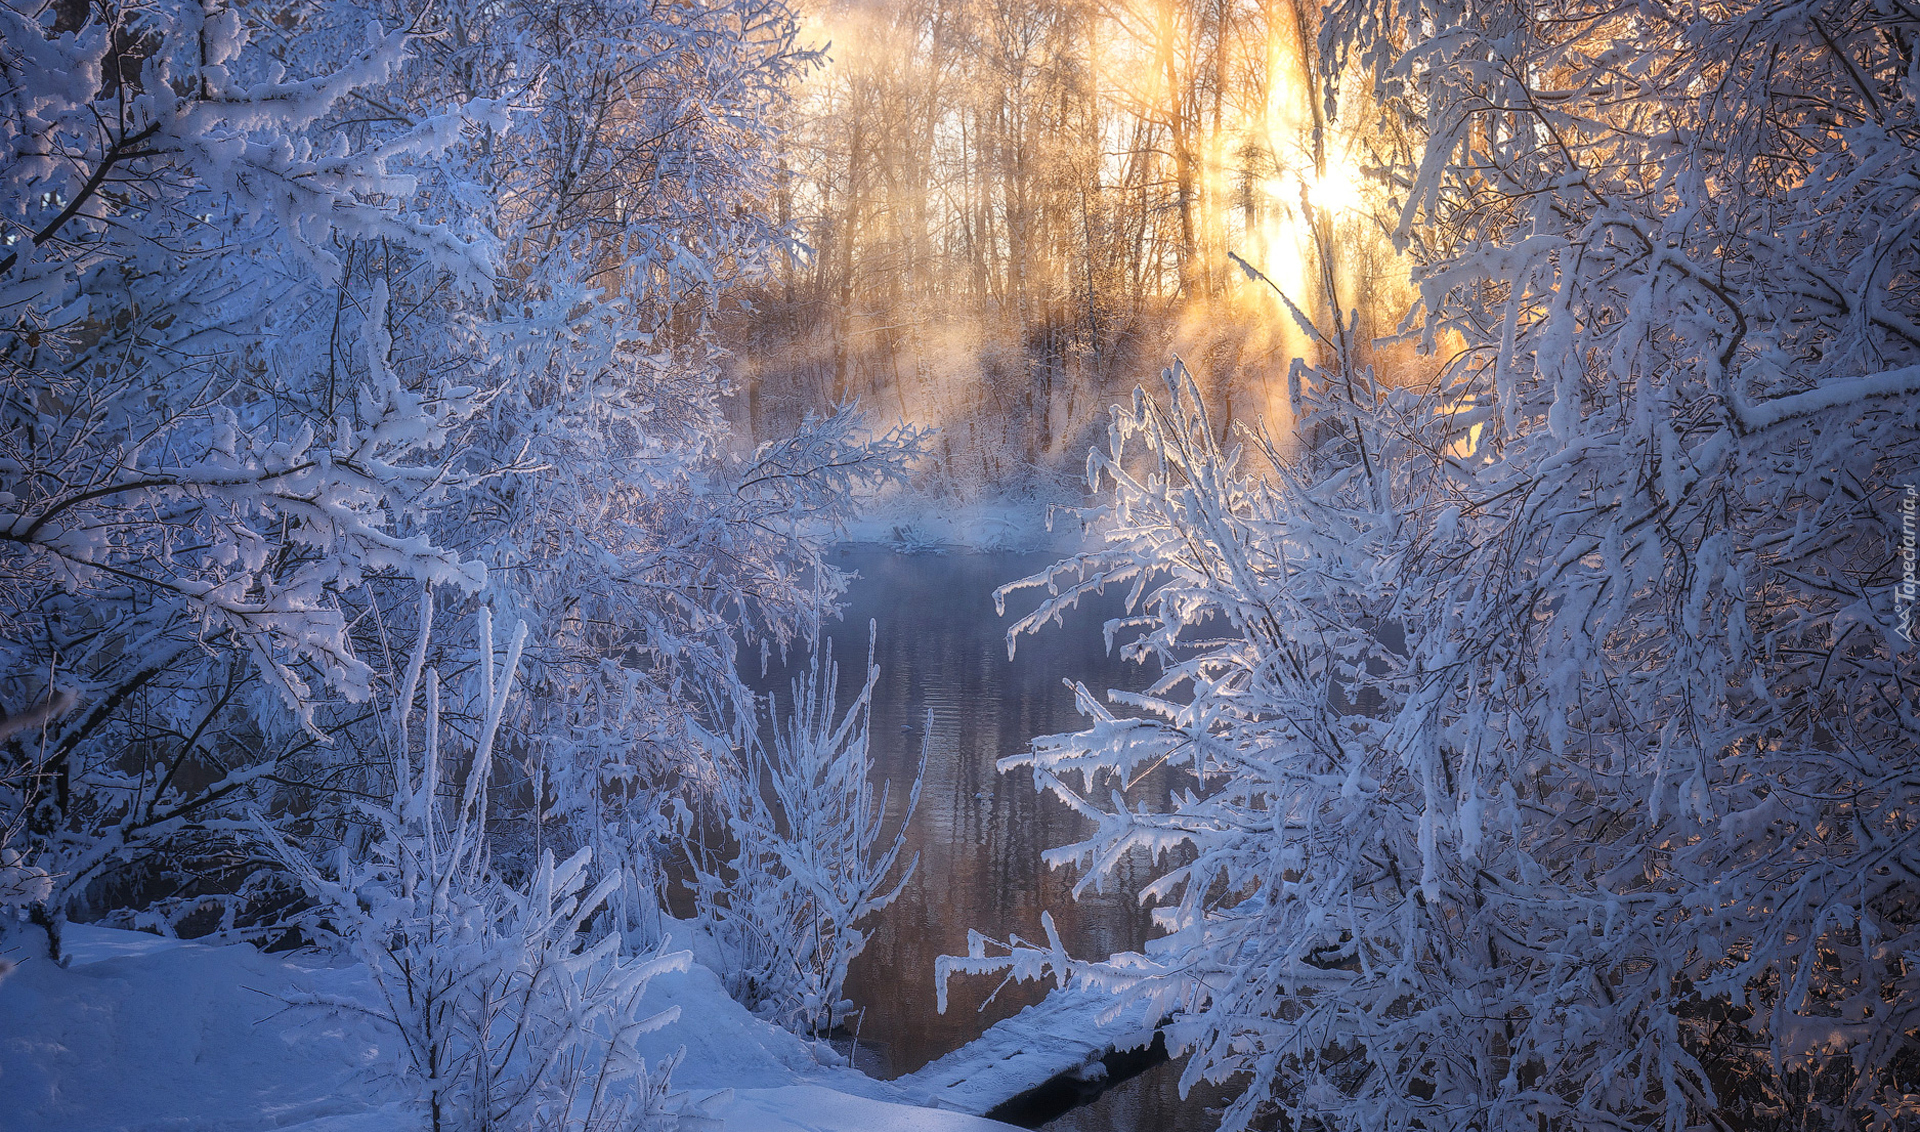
1259 154 1366 218
1262 173 1302 205
1304 155 1365 214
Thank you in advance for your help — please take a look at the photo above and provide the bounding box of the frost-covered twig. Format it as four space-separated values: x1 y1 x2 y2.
685 623 925 1037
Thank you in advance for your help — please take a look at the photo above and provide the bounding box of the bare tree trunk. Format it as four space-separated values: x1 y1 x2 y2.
1163 25 1200 300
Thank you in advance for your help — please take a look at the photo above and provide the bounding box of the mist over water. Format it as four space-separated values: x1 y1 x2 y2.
721 0 1431 505
749 545 1235 1127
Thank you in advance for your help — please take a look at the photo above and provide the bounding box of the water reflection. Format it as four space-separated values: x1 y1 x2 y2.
748 547 1229 1129
1045 1059 1244 1132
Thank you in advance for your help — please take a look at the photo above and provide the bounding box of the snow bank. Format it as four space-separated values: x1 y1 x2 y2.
895 986 1162 1116
0 926 399 1132
0 925 1015 1132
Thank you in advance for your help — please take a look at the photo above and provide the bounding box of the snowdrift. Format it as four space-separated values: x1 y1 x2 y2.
0 924 1014 1132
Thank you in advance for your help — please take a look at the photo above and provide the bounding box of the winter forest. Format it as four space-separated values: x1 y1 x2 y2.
1 0 1917 1129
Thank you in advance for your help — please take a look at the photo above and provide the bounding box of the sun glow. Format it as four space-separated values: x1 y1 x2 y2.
1305 155 1366 214
759 0 1431 460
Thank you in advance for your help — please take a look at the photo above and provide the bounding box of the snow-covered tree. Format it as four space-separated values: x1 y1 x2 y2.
0 0 501 949
941 2 1920 1127
0 0 918 958
686 625 924 1037
252 0 930 925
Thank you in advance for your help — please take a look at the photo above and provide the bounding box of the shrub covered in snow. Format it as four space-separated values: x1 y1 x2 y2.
942 1 1920 1124
686 625 925 1038
0 0 916 967
265 608 708 1132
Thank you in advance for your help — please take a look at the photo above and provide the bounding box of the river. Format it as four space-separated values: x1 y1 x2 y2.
752 545 1236 1130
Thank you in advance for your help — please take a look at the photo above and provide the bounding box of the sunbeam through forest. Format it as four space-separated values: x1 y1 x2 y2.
726 0 1424 492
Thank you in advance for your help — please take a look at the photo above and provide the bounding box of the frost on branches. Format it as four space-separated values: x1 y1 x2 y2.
0 0 918 1010
685 625 926 1038
265 607 710 1132
941 2 1920 1129
0 0 496 951
269 0 929 946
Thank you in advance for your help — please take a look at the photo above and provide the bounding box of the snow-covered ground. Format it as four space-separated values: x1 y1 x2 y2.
0 924 1017 1132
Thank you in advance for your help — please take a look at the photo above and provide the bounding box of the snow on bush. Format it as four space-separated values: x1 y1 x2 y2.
0 0 505 953
265 605 714 1132
0 0 917 969
939 1 1920 1122
686 625 925 1037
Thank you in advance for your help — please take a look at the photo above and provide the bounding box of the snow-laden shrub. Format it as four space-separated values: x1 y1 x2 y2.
0 0 918 960
939 2 1920 1128
0 0 504 948
267 606 715 1132
944 347 1918 1130
685 625 924 1037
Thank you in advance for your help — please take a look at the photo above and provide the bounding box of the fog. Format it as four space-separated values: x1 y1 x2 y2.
723 0 1424 491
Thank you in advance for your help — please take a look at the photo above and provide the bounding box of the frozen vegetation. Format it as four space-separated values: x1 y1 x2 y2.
4 0 1918 1130
0 0 946 1126
932 5 1920 1129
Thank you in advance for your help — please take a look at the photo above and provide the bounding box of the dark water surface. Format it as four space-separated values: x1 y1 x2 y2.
752 546 1233 1130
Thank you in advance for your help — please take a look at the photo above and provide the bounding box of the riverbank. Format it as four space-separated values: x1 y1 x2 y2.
0 923 1017 1132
